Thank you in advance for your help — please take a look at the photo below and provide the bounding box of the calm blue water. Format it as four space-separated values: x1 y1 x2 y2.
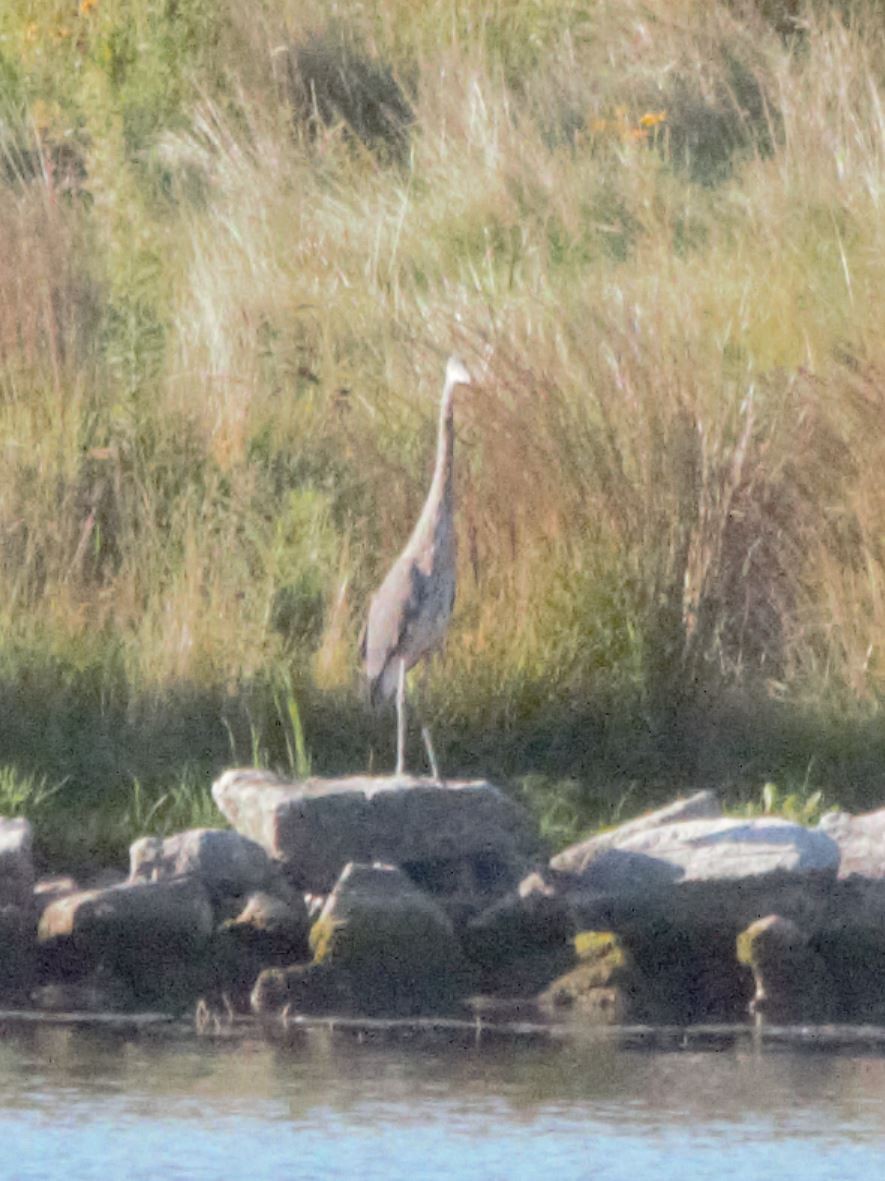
1 1022 884 1180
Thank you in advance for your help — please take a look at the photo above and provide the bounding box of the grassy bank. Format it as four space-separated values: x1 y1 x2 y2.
0 0 883 869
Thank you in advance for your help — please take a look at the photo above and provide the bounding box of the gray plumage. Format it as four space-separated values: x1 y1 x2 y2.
362 355 472 773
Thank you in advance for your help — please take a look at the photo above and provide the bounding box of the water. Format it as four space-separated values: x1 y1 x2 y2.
2 1020 885 1181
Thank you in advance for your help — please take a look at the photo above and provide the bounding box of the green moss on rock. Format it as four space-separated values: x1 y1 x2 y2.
306 863 474 1017
539 929 647 1023
737 914 835 1022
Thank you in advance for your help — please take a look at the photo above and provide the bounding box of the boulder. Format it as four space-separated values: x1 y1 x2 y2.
34 876 79 919
305 861 472 1017
808 875 885 1022
224 890 310 953
555 815 838 892
31 969 135 1013
129 828 275 900
212 768 538 894
463 872 576 996
38 877 214 1006
307 861 473 1015
548 801 841 1023
251 962 352 1018
538 931 650 1024
213 889 312 1008
819 809 885 878
737 915 836 1023
0 904 35 1000
558 815 839 940
550 790 722 877
0 817 35 910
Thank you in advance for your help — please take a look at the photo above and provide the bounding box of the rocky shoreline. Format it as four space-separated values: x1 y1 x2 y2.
4 770 885 1030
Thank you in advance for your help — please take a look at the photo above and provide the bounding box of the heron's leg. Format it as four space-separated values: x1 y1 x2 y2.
416 660 444 784
395 657 407 776
420 723 441 783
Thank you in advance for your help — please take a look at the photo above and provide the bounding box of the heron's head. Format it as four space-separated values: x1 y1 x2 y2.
445 355 472 391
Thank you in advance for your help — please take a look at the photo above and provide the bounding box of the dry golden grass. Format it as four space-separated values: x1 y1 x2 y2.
0 0 883 860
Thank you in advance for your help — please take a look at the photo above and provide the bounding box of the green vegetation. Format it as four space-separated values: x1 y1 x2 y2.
0 0 883 868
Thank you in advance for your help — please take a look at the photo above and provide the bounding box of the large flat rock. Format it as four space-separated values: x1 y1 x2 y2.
553 814 838 892
212 768 538 890
550 790 721 877
552 810 842 945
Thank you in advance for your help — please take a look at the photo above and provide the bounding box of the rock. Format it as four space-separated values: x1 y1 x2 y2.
213 890 311 1008
547 800 840 1023
517 870 557 899
737 915 836 1022
402 849 527 928
0 817 35 910
34 876 79 918
463 873 576 996
550 791 722 877
305 861 472 1017
31 969 135 1013
819 809 885 878
559 815 840 943
538 931 649 1024
466 995 543 1023
809 876 885 1022
38 877 214 1006
0 904 35 999
225 890 310 951
251 962 352 1017
129 828 275 900
554 815 838 892
82 868 127 890
212 768 538 893
305 893 326 921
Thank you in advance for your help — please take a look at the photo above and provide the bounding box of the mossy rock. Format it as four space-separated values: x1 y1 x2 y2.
737 915 836 1023
573 931 631 973
306 862 474 1017
538 930 648 1023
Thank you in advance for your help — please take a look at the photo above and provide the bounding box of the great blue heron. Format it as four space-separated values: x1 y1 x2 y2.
361 355 473 778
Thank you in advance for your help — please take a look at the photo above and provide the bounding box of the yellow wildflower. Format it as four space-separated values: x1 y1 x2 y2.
79 0 98 13
639 110 667 128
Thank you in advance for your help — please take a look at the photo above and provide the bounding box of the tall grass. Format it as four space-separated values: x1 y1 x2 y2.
0 0 883 865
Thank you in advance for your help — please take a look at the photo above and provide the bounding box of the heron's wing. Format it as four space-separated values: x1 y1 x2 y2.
363 558 427 702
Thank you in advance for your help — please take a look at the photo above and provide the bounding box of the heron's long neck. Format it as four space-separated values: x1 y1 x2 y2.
430 379 456 510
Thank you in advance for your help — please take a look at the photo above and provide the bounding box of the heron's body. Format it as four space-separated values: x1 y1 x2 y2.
362 356 471 772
